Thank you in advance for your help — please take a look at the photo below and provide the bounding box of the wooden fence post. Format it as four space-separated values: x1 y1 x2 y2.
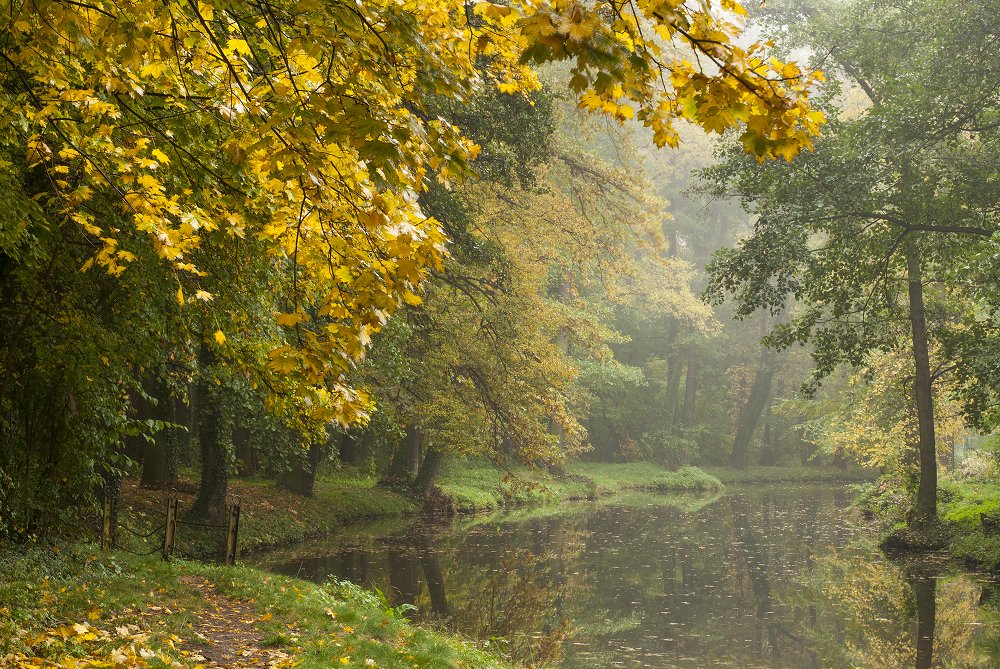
224 500 240 566
162 497 177 561
101 490 112 551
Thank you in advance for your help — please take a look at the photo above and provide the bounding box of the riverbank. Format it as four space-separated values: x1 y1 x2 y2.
704 465 873 485
0 544 510 669
941 480 1000 569
438 462 723 512
116 462 723 556
857 476 1000 572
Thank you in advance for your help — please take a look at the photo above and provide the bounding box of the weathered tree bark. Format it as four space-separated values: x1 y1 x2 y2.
188 341 228 525
386 427 422 481
731 347 777 469
413 445 444 496
278 440 325 497
905 243 938 525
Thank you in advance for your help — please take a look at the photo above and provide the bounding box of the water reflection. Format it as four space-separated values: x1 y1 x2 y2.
258 486 1000 668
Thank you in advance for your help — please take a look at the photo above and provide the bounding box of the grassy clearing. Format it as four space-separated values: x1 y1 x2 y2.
704 465 873 485
1 544 510 669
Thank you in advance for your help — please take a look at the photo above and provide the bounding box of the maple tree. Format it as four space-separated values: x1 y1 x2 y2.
0 0 823 533
2 0 822 419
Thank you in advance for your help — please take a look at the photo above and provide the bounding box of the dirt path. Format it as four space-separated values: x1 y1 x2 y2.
179 576 291 669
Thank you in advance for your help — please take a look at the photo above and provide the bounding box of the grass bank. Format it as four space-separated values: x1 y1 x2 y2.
1 544 509 669
936 479 1000 569
116 462 722 555
855 476 1000 571
704 465 874 485
437 461 723 513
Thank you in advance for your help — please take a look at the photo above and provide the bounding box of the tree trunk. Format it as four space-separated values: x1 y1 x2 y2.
665 328 683 434
681 354 698 428
413 446 444 496
386 427 422 481
140 375 178 488
337 432 358 466
906 243 937 525
188 341 228 525
176 387 194 466
278 440 324 497
758 403 780 466
731 347 776 469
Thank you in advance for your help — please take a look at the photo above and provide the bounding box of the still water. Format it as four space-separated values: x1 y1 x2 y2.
256 485 1000 668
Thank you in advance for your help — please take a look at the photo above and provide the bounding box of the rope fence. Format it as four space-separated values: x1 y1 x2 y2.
101 491 241 565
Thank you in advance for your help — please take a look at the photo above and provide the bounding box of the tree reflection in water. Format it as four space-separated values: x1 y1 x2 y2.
260 488 1000 668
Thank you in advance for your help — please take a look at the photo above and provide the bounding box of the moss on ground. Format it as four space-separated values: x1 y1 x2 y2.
937 480 1000 570
1 544 511 669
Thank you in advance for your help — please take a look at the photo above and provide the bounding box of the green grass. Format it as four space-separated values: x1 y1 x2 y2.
435 460 723 513
704 465 874 484
936 479 1000 569
1 544 511 669
565 462 723 494
854 475 1000 569
116 461 724 554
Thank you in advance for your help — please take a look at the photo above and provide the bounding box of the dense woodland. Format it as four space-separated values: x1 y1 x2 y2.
0 0 998 552
5 1 1000 668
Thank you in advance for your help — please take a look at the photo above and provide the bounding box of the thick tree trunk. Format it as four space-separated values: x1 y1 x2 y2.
906 243 938 525
731 347 776 469
278 440 324 497
188 341 228 525
413 446 444 496
548 276 571 460
386 427 422 481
